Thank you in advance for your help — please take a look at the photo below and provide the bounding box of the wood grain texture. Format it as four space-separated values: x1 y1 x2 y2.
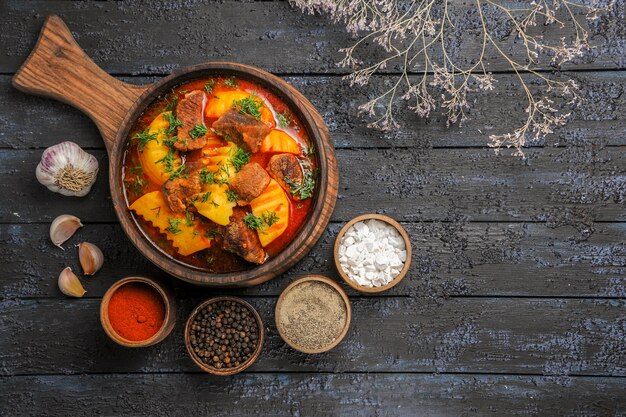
2 71 626 151
1 1 625 414
1 1 624 75
11 15 147 151
1 146 623 224
1 373 623 417
1 222 624 299
1 297 624 375
1 373 624 417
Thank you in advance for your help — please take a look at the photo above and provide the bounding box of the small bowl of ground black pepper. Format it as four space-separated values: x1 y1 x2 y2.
184 296 264 375
275 275 351 354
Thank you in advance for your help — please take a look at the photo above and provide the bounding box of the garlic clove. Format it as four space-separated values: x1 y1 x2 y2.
58 267 86 297
50 214 83 249
79 242 104 275
36 141 99 197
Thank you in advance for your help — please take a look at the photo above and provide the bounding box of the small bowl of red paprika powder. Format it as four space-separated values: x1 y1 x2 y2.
100 276 176 347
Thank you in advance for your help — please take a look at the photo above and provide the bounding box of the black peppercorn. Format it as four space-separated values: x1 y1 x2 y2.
189 299 260 372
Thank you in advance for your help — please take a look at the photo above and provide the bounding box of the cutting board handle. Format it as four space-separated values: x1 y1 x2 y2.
12 15 148 153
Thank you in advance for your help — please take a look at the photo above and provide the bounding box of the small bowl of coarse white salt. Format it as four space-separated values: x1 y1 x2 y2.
333 214 412 293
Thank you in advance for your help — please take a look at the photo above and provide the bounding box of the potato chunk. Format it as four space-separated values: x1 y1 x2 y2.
130 191 211 256
249 179 290 247
137 112 182 186
193 184 237 226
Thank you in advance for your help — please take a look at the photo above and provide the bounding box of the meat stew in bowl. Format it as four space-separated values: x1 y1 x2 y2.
123 76 317 273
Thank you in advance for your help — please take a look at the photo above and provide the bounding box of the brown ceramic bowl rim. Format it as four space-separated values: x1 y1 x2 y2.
100 276 173 347
110 62 334 287
333 214 412 293
275 275 352 354
184 296 264 375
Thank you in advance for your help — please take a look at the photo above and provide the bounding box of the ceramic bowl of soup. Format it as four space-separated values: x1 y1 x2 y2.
13 16 338 286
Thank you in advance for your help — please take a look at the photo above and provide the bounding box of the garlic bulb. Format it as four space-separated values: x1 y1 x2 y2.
36 141 99 197
79 242 104 275
58 267 86 297
50 214 83 249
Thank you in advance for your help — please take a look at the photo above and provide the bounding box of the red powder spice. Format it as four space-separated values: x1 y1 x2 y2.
107 282 166 341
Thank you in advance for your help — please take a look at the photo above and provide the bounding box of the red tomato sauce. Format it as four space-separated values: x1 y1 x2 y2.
122 76 317 273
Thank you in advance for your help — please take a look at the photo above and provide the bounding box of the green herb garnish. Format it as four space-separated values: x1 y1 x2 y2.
192 230 201 239
125 176 146 195
226 190 239 203
276 112 292 128
168 163 188 180
223 77 237 87
262 210 279 227
156 150 187 180
232 96 263 120
244 213 264 230
185 211 194 227
133 129 158 151
204 229 221 239
165 94 179 112
200 191 212 203
164 112 183 136
199 168 215 185
210 200 220 208
189 124 208 140
229 148 250 172
166 218 183 234
156 150 175 171
243 211 279 231
285 170 316 200
150 206 161 218
216 163 231 184
156 151 185 179
204 80 216 93
162 136 177 149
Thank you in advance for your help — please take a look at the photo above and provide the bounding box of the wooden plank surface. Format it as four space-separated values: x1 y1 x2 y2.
1 373 624 417
1 1 624 415
2 223 624 298
1 147 624 224
2 71 625 150
1 0 624 75
1 297 624 375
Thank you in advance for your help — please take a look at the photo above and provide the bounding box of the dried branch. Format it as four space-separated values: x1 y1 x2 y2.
290 0 612 157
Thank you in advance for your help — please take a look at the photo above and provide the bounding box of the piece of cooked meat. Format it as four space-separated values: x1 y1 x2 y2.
174 90 207 151
267 153 303 199
212 109 271 153
223 208 266 264
229 162 270 202
162 165 202 213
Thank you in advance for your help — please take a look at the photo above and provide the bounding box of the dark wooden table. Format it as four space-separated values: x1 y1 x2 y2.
1 1 624 416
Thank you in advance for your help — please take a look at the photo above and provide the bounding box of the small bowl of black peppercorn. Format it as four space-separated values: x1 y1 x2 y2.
184 296 264 375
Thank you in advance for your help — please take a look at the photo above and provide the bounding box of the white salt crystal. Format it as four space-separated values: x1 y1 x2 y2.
338 219 407 288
